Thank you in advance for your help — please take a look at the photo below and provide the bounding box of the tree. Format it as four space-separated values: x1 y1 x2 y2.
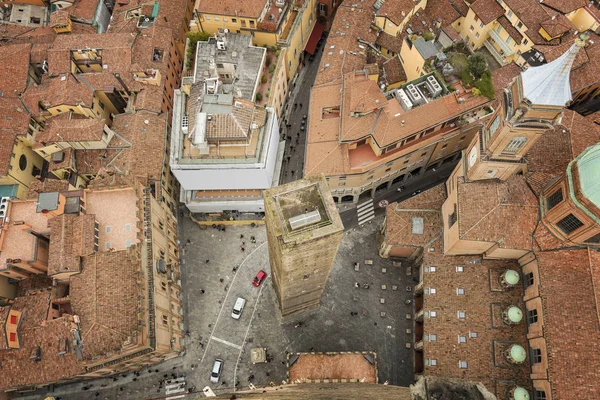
467 53 487 80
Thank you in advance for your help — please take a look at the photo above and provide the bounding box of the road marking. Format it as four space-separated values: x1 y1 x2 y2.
357 206 373 217
200 241 267 364
357 199 375 225
233 276 269 392
358 214 375 225
357 199 372 208
211 336 243 350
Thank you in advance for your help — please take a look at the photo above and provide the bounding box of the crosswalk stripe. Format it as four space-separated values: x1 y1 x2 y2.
358 214 375 225
212 336 243 350
358 211 374 223
357 206 374 217
357 199 373 208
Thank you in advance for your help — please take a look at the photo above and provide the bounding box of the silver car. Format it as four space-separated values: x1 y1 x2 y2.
210 359 223 383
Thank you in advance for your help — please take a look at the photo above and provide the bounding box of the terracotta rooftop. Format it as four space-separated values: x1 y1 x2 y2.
498 15 523 44
376 32 402 54
491 62 521 93
21 74 95 116
69 248 143 359
0 98 31 176
0 291 83 390
47 33 136 76
524 109 600 195
384 185 446 248
49 10 70 27
469 0 504 25
314 2 377 85
0 43 31 95
35 115 107 145
534 248 600 399
538 0 587 14
378 0 417 25
0 200 50 271
539 12 574 38
196 0 267 18
288 353 377 383
48 214 97 276
420 239 530 396
382 56 407 86
399 0 462 37
503 0 564 45
69 0 104 22
456 175 539 251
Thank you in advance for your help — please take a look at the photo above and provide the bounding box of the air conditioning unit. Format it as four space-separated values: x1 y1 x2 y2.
216 39 226 51
426 75 442 97
181 114 189 134
395 89 413 111
406 84 424 105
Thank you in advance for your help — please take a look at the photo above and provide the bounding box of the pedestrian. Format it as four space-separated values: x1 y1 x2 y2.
95 392 100 397
241 247 245 252
291 170 295 175
199 341 204 348
286 135 291 140
310 347 315 351
294 103 297 110
185 330 191 337
299 103 303 108
222 381 227 385
206 259 209 263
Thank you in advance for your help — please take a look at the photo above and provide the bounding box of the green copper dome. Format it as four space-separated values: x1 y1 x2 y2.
576 143 600 210
507 306 523 323
504 270 520 285
513 387 530 400
509 344 527 363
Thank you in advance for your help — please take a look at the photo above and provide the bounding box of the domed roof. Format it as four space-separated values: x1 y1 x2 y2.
509 344 527 363
503 269 520 285
507 306 523 323
513 387 530 400
576 143 600 210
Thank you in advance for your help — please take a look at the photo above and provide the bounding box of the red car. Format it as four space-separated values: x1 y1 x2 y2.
253 270 267 287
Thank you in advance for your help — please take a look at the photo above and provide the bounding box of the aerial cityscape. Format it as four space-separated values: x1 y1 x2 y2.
0 0 599 398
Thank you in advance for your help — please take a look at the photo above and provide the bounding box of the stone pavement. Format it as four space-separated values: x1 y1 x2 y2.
21 211 415 400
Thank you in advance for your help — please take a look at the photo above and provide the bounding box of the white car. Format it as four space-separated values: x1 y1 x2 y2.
210 359 223 383
231 297 246 320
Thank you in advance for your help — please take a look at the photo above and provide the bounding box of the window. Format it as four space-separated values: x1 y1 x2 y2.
534 390 547 400
106 226 112 234
232 18 237 23
223 18 228 22
546 189 563 210
507 10 513 18
30 17 41 24
469 25 474 32
427 334 437 341
502 136 527 154
496 24 502 33
456 266 464 272
427 359 437 366
458 335 467 343
250 20 255 28
425 266 436 272
524 39 528 45
475 32 480 39
106 242 111 249
456 288 465 295
459 361 468 369
556 214 584 235
9 332 16 342
204 16 210 20
531 348 542 364
480 22 484 28
429 311 437 318
214 17 219 21
18 154 27 171
457 311 466 319
517 21 523 29
505 36 512 45
525 272 534 288
10 315 17 324
584 233 600 244
32 165 41 177
241 19 246 27
527 308 538 325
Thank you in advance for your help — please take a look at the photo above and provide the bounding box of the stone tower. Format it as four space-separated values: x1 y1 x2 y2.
264 174 344 316
465 34 587 182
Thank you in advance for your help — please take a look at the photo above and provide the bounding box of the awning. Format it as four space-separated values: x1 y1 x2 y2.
304 23 325 55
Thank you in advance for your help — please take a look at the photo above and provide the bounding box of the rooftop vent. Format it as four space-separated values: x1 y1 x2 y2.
30 346 42 362
499 269 520 289
58 337 70 355
412 217 424 234
289 210 321 230
504 343 526 365
502 306 523 325
181 114 189 134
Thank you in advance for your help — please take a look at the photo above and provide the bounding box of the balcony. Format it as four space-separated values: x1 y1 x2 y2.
483 40 507 66
487 29 514 56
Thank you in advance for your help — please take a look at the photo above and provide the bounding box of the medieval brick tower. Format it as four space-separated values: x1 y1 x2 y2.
264 174 344 316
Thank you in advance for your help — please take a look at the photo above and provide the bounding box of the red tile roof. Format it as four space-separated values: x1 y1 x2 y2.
0 98 31 176
503 0 564 45
383 56 407 86
469 0 504 25
535 249 600 399
196 0 267 18
48 214 97 276
456 175 539 251
21 74 95 116
0 43 31 95
36 115 107 144
498 15 523 43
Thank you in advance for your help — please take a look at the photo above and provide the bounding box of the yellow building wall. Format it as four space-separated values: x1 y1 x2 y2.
253 31 278 47
399 39 426 81
0 138 46 199
268 51 289 118
567 8 600 32
196 13 258 34
283 0 317 80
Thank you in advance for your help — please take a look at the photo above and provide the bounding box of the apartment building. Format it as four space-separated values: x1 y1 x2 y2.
383 35 600 400
170 33 282 213
193 0 320 87
0 0 48 28
0 183 183 392
306 70 493 206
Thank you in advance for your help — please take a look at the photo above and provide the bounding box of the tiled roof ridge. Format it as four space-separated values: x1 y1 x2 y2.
304 142 344 176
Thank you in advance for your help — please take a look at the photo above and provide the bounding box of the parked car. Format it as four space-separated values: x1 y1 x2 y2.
231 297 246 320
210 359 223 383
252 270 267 287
